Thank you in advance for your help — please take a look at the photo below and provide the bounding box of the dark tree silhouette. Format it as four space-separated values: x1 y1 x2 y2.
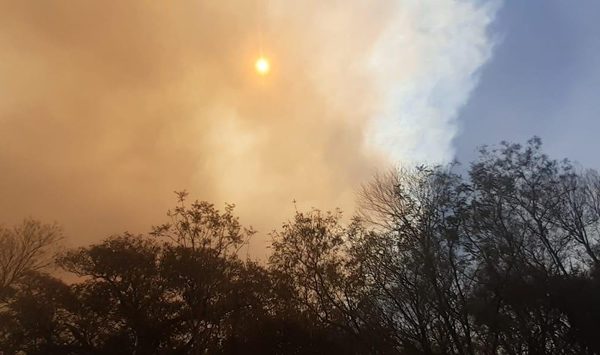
0 219 62 302
2 139 600 354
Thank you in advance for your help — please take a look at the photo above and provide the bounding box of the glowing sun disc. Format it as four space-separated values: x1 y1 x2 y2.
255 57 270 75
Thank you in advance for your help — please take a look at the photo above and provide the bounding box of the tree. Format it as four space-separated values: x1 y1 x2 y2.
0 272 76 355
356 167 474 354
0 194 303 354
465 138 600 353
150 191 253 258
0 219 62 301
268 208 388 354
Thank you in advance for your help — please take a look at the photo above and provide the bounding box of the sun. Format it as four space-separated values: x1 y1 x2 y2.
255 57 270 75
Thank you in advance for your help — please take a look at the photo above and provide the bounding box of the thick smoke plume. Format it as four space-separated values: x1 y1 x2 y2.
0 1 498 254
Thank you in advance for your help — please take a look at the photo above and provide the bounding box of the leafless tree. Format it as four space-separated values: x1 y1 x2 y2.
0 219 62 298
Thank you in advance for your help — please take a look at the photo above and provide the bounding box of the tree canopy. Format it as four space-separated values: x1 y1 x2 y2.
2 138 600 354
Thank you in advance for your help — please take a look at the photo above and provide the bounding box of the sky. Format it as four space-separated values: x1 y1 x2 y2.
453 0 600 168
0 1 598 254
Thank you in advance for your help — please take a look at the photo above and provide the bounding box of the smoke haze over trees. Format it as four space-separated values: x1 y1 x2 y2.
2 138 600 354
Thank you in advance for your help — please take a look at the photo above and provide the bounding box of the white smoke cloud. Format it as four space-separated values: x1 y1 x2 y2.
364 0 501 163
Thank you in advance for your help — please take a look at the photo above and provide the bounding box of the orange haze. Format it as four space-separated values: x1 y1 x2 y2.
0 1 497 256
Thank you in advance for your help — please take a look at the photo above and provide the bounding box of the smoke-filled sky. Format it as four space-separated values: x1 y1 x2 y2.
0 0 551 253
